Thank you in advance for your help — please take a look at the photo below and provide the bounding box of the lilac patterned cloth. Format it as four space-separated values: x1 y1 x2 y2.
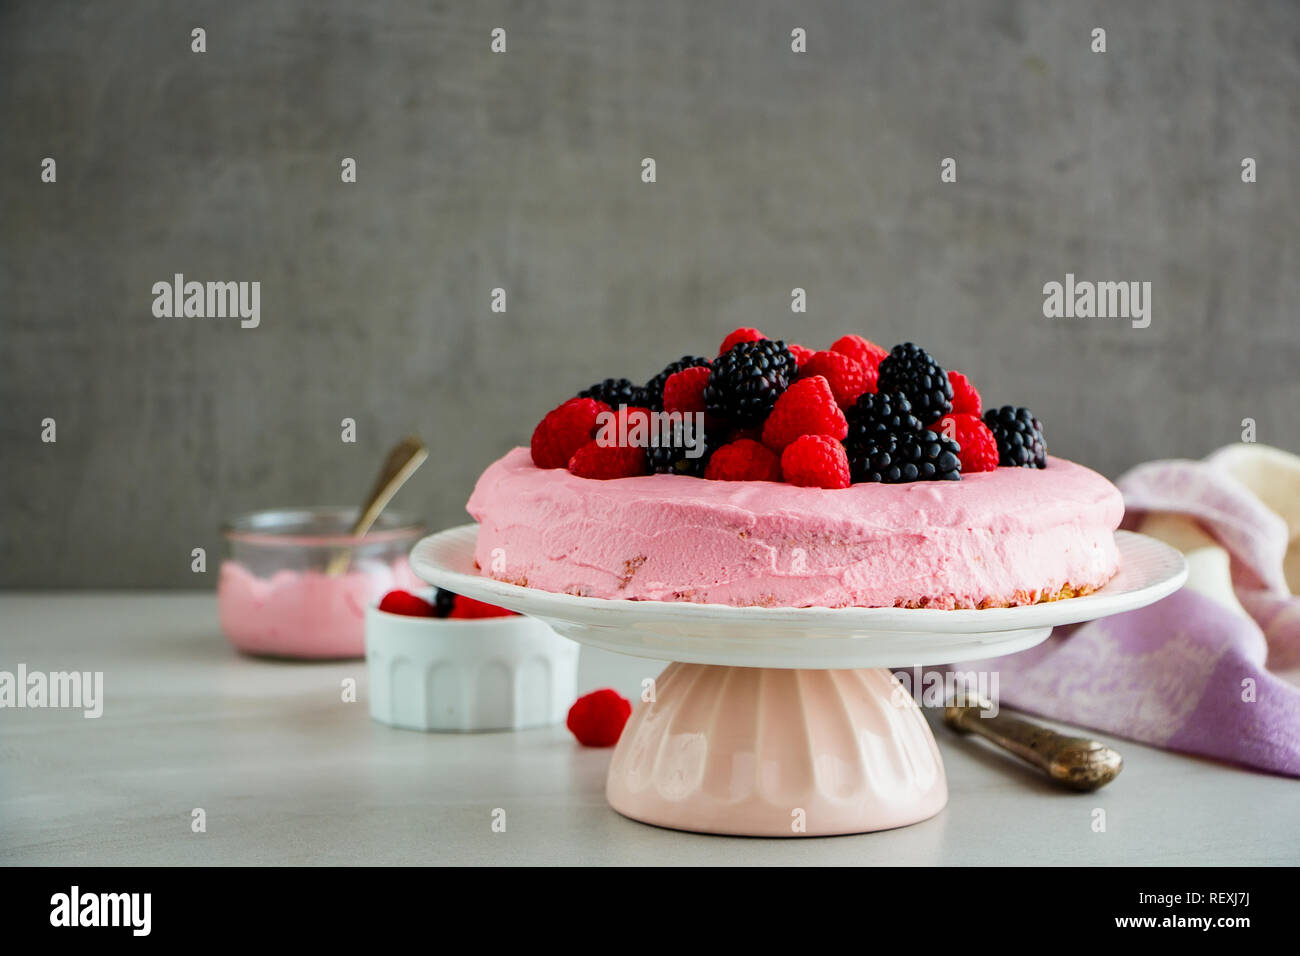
973 445 1300 777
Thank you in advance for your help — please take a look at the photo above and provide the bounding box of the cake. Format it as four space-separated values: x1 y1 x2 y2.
466 330 1124 609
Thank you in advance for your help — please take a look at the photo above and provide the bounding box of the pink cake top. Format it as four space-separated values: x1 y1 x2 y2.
467 447 1124 608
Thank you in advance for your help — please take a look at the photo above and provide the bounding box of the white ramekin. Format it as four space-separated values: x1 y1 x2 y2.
364 594 579 732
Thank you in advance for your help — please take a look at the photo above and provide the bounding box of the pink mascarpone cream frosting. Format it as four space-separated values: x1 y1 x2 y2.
466 447 1124 609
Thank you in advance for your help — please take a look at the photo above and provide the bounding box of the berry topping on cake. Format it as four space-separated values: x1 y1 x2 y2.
932 412 999 473
787 343 816 368
948 370 982 417
648 421 716 477
704 437 782 482
831 334 889 371
703 339 798 428
661 365 711 415
644 356 711 411
897 429 963 481
531 331 1047 484
578 377 649 409
799 349 876 409
877 343 954 423
984 406 1047 468
845 390 923 443
568 438 648 479
718 327 768 355
531 397 610 469
377 589 434 617
780 433 851 489
761 375 849 452
846 430 959 483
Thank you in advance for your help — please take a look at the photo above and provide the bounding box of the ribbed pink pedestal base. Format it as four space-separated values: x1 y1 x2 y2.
606 664 948 837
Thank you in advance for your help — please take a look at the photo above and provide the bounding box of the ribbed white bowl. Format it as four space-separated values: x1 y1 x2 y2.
365 598 578 732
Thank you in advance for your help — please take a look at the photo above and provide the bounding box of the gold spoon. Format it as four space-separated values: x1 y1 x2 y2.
944 701 1123 791
324 435 429 575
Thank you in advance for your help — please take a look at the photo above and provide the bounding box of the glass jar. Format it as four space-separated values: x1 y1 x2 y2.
218 507 426 659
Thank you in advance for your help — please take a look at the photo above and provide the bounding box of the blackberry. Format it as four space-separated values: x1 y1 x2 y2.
643 355 711 411
433 588 456 618
578 377 648 409
848 429 961 483
702 339 798 427
845 390 923 449
877 343 953 423
983 405 1047 468
647 424 719 477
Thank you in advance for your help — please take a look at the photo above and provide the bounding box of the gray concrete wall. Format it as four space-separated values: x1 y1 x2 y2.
2 0 1297 587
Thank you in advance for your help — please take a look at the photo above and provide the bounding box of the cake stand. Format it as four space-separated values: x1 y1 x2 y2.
410 526 1187 837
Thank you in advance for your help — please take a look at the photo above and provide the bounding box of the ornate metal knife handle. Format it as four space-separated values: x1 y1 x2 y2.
944 703 1123 791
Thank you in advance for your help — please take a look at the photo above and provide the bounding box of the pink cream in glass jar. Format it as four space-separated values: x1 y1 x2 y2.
218 507 425 659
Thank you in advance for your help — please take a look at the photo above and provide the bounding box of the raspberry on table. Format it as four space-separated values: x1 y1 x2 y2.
703 438 782 482
566 688 632 747
760 375 848 452
780 433 851 489
800 349 875 409
531 397 610 469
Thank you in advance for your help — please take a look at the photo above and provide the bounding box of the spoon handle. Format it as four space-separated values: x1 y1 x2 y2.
325 436 428 575
943 703 1123 791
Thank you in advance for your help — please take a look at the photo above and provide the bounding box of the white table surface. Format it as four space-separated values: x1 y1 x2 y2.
1 593 1296 866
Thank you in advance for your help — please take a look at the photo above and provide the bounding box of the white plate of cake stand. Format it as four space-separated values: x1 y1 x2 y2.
411 525 1187 838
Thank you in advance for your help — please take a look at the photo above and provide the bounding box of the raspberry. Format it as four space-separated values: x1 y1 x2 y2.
531 397 610 469
449 596 517 618
787 343 816 368
703 438 782 482
566 688 632 747
932 413 998 473
644 356 711 411
831 334 889 371
377 590 434 617
780 434 851 489
800 350 876 409
568 438 648 479
761 375 848 453
718 327 767 355
948 370 982 417
662 365 710 415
